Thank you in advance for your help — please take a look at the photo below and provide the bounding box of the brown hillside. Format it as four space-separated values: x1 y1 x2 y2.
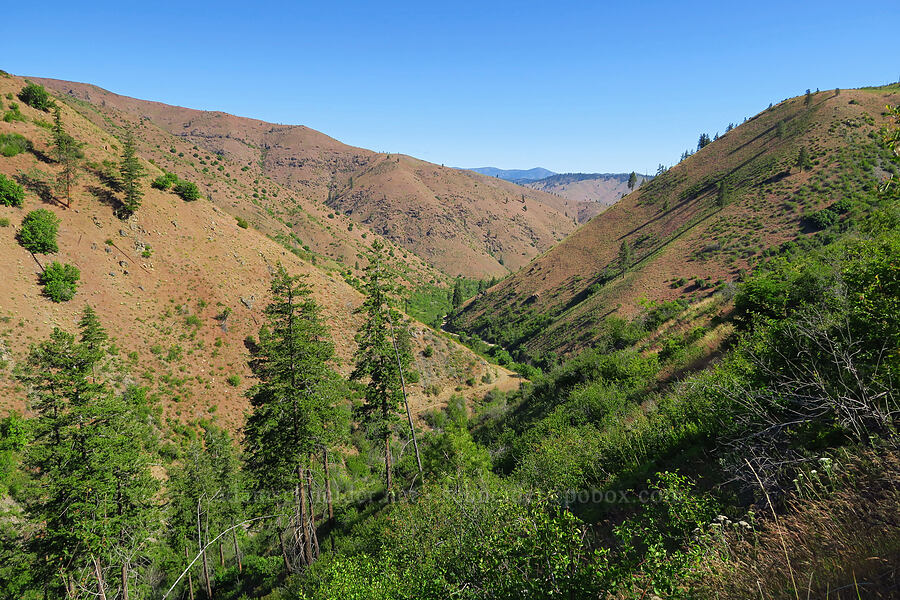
0 73 514 428
452 85 900 356
35 78 579 278
525 172 650 222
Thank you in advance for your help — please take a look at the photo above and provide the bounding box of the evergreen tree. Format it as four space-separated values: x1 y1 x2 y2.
627 171 637 190
52 106 80 208
796 146 812 172
119 129 143 216
716 180 729 207
243 265 344 570
697 133 711 150
451 279 465 309
618 240 633 277
351 241 414 495
18 308 158 600
804 88 813 107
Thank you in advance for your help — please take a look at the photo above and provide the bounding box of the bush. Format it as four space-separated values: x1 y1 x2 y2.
0 174 25 207
0 218 9 227
40 262 80 302
173 180 200 201
804 208 839 229
150 172 178 190
226 374 241 387
18 83 54 111
2 105 26 122
18 209 59 253
0 133 31 157
235 216 249 228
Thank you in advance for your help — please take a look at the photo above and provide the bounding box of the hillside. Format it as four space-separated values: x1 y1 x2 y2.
35 79 579 278
525 172 651 222
0 72 515 428
450 86 900 359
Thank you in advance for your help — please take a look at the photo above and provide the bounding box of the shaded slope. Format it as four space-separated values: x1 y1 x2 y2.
450 86 900 357
525 172 651 222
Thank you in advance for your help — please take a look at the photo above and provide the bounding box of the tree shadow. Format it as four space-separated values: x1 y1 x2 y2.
14 173 59 207
86 185 128 219
29 147 54 164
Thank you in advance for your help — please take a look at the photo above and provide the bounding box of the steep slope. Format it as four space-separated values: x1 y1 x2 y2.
525 172 651 222
451 85 900 357
0 72 513 427
35 78 579 278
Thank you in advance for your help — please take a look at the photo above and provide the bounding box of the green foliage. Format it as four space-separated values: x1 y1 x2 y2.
0 132 31 157
18 208 60 253
173 179 201 201
17 83 53 111
236 216 249 228
151 171 178 190
39 261 80 302
119 129 143 215
0 173 25 206
2 103 27 122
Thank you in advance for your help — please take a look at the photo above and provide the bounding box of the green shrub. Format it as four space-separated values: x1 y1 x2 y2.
18 83 53 111
804 207 838 229
0 218 9 227
226 374 241 387
235 216 249 228
0 133 31 157
173 180 200 201
2 105 26 122
0 174 25 207
18 209 59 253
150 172 178 190
422 345 434 358
39 262 80 302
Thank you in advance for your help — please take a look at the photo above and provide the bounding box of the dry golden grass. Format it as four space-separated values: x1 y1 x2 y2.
695 450 900 599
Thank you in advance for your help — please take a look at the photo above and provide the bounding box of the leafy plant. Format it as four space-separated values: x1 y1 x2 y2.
39 262 80 302
173 180 200 201
18 83 54 111
0 174 25 207
0 133 31 157
18 209 60 253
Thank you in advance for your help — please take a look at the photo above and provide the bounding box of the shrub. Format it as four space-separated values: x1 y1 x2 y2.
18 83 54 111
804 208 838 229
0 218 9 227
0 174 25 207
0 133 31 157
226 374 241 387
39 262 80 302
235 216 249 228
422 345 434 358
150 172 178 190
18 209 59 253
173 180 200 201
2 105 26 123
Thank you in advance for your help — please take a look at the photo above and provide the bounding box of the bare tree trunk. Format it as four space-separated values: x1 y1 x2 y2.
232 526 242 574
121 561 129 600
306 464 320 559
323 446 336 552
388 312 423 480
91 554 107 600
278 529 291 573
185 546 195 600
298 469 313 567
384 428 393 497
219 542 224 568
201 544 213 599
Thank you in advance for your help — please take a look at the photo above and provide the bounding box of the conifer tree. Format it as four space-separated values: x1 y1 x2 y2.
243 265 344 570
351 240 414 495
618 240 633 277
18 307 158 600
627 171 637 190
120 129 143 216
52 106 80 208
796 146 811 172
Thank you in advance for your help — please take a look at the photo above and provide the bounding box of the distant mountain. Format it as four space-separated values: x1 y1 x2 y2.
526 172 652 222
466 167 557 182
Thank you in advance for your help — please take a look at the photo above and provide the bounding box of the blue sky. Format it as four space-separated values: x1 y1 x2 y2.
3 1 897 173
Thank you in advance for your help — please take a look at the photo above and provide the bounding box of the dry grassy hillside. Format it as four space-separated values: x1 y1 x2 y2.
0 73 514 429
525 172 650 222
452 85 900 356
35 78 578 278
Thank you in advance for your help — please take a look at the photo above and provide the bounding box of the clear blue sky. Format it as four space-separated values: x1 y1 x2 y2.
3 1 897 173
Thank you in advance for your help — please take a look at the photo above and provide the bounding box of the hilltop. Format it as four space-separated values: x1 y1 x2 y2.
450 86 900 359
524 172 652 222
35 79 579 278
0 72 516 428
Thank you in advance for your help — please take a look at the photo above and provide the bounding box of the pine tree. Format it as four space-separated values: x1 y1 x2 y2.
351 241 415 495
627 171 637 190
52 106 80 208
451 279 465 309
716 181 729 207
804 88 813 107
796 146 811 172
618 240 633 277
18 308 158 600
243 265 344 570
697 133 712 150
119 129 143 216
